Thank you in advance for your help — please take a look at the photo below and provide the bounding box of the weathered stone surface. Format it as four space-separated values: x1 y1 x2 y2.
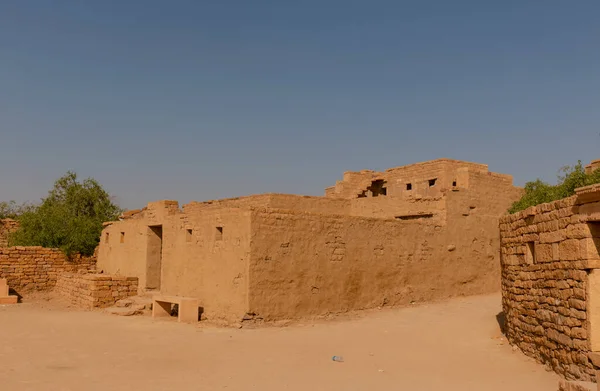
0 247 96 293
55 273 138 309
500 176 600 382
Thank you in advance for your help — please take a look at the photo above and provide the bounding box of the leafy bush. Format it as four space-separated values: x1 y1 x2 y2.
509 161 600 214
10 171 122 256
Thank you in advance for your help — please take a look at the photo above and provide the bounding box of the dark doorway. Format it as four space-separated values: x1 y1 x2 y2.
146 225 163 290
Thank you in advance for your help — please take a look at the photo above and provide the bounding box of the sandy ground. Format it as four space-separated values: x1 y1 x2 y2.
0 293 557 391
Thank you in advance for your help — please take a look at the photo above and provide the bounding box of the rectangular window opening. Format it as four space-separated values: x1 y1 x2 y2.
105 232 109 244
120 232 125 243
186 229 193 242
452 180 457 187
525 242 535 264
428 178 437 187
216 226 223 241
406 183 412 191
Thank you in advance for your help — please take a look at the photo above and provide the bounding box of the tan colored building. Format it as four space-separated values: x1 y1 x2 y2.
97 158 522 323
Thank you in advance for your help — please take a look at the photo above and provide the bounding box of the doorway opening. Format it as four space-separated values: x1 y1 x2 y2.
146 225 163 290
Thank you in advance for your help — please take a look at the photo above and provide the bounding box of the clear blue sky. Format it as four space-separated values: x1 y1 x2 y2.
1 1 599 209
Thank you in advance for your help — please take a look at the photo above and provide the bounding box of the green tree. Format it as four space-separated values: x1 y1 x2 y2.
0 200 35 219
509 161 600 214
10 171 122 256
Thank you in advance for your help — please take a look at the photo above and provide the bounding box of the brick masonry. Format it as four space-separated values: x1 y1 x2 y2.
55 273 138 309
500 184 600 381
0 247 96 294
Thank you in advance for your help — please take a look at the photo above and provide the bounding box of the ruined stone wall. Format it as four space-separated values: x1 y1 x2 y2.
55 273 138 309
0 247 96 294
586 160 600 175
186 194 350 216
500 192 600 381
0 219 19 247
325 159 491 199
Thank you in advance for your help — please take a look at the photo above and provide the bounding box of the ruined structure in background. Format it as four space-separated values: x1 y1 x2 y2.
586 160 600 175
97 159 522 324
500 183 600 381
0 218 19 247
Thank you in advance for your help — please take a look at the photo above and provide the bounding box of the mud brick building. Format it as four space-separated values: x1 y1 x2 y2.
97 159 521 323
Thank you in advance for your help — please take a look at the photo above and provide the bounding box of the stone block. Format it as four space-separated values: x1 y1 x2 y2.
579 202 600 216
580 238 600 260
560 239 581 261
568 224 595 239
541 230 566 243
535 243 554 262
0 296 18 304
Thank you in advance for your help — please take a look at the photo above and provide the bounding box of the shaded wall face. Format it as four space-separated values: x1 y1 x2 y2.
248 209 504 320
97 219 150 290
160 208 251 323
500 196 600 382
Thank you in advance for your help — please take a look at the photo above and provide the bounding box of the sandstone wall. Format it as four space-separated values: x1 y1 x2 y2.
248 207 505 321
98 204 252 323
0 247 96 294
350 195 446 222
161 207 251 323
500 191 600 381
0 219 19 247
55 273 138 309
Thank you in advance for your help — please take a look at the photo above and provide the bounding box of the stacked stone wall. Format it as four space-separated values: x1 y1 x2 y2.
55 273 138 309
0 219 19 247
0 247 96 293
500 193 600 381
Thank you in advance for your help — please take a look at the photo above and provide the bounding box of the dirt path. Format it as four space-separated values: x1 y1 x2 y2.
0 294 557 391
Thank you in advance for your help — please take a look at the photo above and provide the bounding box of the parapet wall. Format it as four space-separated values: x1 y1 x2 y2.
0 247 96 294
500 186 600 381
55 273 138 309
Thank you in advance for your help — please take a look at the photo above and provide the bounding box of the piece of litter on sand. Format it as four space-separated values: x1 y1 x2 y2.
378 369 384 373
